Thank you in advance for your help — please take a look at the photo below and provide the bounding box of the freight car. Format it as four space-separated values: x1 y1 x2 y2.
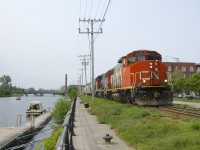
89 49 173 105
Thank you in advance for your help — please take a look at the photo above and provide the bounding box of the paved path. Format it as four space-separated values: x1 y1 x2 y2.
73 97 134 150
173 101 200 108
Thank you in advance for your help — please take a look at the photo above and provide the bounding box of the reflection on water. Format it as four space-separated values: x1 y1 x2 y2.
0 94 61 127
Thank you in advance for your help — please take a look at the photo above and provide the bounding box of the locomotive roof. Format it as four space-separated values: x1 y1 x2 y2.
129 49 161 56
118 49 161 63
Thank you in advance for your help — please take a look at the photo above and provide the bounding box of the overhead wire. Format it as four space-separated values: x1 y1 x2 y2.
84 0 88 19
94 0 102 19
99 0 108 19
79 0 90 55
79 0 82 20
94 0 112 42
89 0 94 19
102 0 112 20
78 0 113 79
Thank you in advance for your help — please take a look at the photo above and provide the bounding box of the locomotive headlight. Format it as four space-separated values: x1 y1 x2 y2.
164 79 168 83
143 79 146 83
150 65 153 69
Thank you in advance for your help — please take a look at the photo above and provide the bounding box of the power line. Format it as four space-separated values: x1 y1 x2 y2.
79 0 82 20
94 0 111 42
89 0 94 19
102 0 112 20
99 0 108 19
84 0 88 19
94 0 102 19
79 0 112 53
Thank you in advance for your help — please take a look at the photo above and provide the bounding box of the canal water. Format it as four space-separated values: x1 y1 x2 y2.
0 94 61 127
0 94 62 149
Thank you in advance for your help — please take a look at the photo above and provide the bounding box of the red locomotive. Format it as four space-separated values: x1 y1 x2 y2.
95 49 173 105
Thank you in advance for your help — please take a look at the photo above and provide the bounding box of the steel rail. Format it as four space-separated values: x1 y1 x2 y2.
158 107 200 118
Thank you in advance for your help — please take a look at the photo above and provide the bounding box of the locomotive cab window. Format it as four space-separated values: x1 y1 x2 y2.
146 55 154 60
128 56 136 65
146 55 161 61
138 56 145 61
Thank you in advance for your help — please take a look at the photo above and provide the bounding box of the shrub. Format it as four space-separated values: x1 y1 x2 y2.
67 86 78 99
52 98 71 124
42 127 62 150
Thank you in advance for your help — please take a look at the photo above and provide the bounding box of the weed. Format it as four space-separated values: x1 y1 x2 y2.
190 120 200 130
81 96 200 150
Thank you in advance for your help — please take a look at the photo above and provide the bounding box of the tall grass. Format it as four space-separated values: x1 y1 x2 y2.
81 95 200 150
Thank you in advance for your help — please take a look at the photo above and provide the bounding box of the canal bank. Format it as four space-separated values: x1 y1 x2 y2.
0 112 51 150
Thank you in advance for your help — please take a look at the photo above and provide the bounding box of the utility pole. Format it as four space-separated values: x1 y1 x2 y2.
78 55 90 94
78 68 84 94
79 19 105 100
77 75 81 94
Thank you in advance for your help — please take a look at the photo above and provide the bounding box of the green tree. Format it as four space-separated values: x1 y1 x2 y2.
189 74 200 97
171 69 183 81
27 87 35 94
183 77 191 94
0 75 12 88
172 77 186 94
0 86 10 96
170 69 184 94
0 75 12 96
11 86 23 94
67 86 78 99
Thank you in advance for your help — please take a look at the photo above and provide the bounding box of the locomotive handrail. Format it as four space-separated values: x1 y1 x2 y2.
56 96 77 150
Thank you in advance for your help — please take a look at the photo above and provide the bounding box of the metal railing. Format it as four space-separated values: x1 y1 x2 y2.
56 96 77 150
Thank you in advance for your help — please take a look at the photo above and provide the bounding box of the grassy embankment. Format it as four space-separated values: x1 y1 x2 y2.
81 96 200 150
35 98 72 150
37 86 78 150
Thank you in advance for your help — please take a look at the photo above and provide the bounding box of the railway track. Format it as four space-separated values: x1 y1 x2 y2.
157 106 200 118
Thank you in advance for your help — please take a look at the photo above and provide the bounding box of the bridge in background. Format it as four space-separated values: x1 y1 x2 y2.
52 92 65 96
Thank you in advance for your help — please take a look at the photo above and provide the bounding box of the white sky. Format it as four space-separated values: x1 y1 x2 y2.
0 0 200 90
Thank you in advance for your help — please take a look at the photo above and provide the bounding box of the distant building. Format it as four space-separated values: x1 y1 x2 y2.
196 63 200 74
163 62 196 78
